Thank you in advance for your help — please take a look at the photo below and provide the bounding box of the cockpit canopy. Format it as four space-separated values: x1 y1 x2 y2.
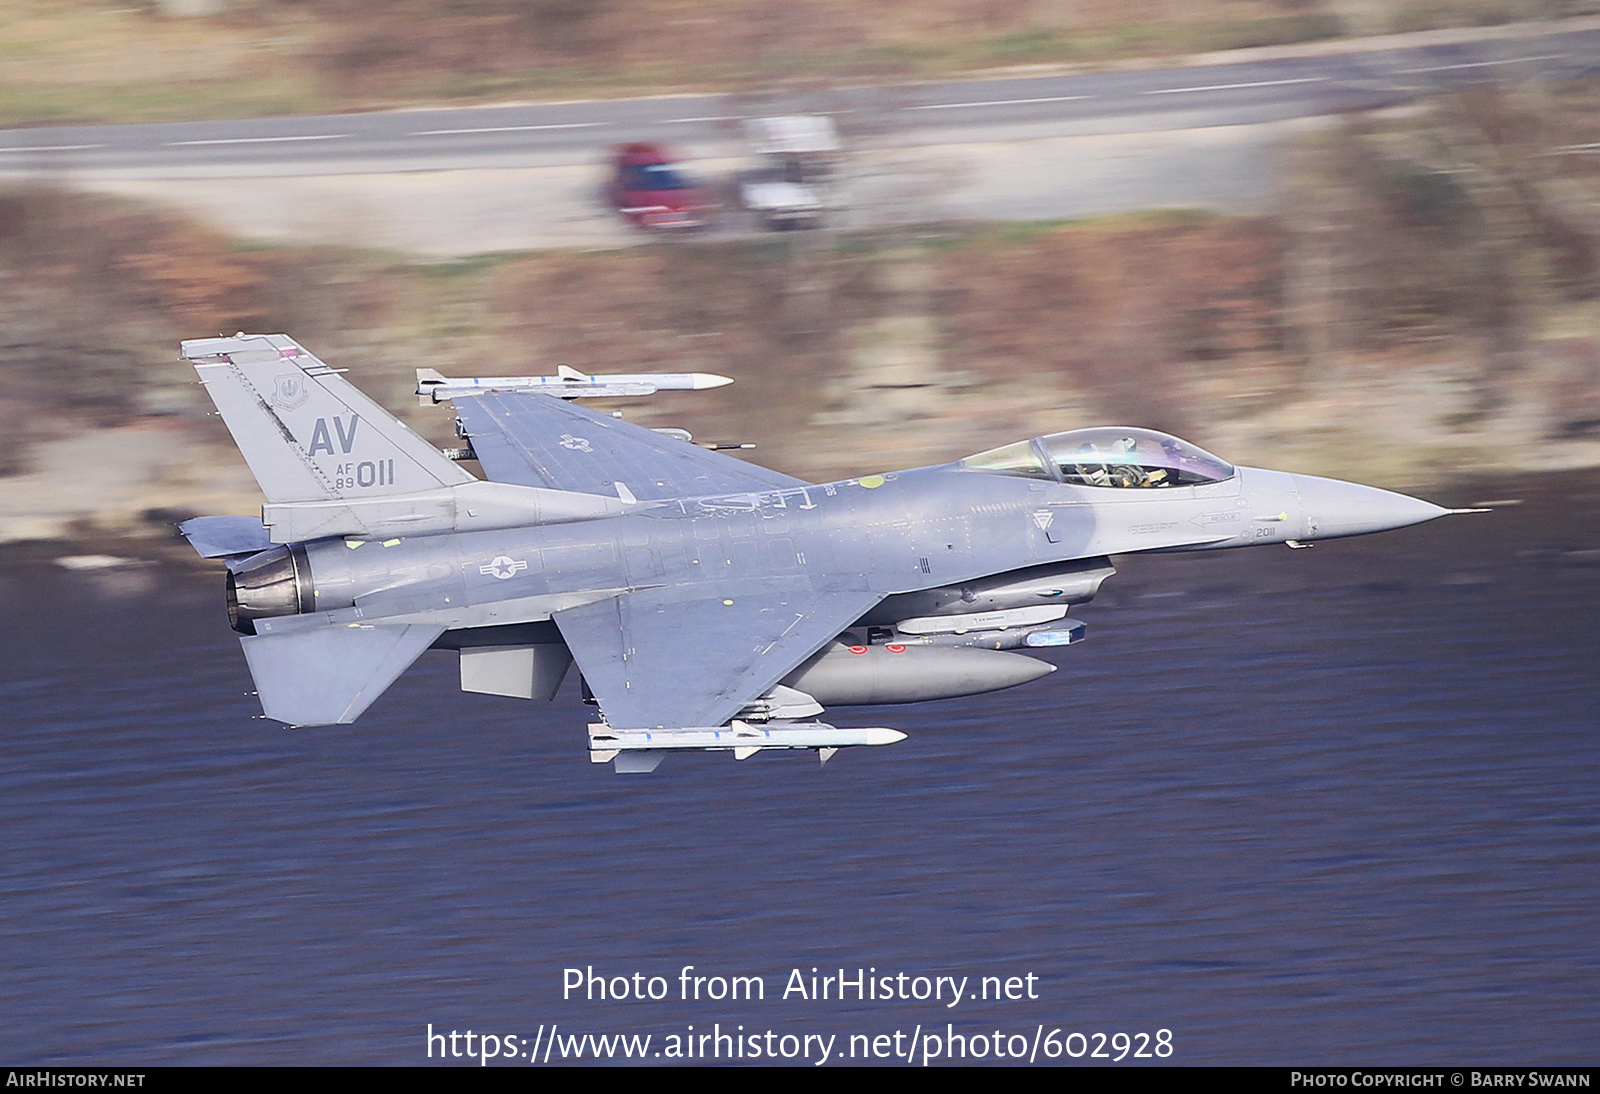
960 427 1235 488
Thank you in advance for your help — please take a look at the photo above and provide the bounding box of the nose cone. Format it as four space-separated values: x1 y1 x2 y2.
1294 474 1452 540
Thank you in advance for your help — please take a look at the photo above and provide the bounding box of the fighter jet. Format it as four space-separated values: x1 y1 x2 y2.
179 334 1476 773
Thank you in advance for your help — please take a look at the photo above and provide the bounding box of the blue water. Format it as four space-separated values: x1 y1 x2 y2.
1 476 1596 1065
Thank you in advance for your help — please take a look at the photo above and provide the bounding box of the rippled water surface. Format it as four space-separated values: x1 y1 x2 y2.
1 475 1596 1065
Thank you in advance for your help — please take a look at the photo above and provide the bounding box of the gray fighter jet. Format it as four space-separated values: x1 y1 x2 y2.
179 334 1476 772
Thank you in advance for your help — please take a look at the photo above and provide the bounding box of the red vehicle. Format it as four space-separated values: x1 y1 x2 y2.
608 142 712 230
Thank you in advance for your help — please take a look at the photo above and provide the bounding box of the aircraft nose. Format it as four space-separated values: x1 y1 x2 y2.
1293 474 1452 540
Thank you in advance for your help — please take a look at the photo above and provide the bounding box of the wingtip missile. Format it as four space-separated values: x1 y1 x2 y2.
588 721 907 772
416 367 735 402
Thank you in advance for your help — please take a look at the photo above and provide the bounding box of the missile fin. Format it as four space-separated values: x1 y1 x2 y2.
614 751 665 774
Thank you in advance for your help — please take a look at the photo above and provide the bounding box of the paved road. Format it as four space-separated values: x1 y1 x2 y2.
1 23 1596 179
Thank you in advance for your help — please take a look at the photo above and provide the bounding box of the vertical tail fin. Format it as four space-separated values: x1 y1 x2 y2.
184 334 472 505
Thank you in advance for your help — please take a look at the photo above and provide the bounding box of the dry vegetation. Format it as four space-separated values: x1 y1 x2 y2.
6 75 1600 497
3 76 1599 505
1281 81 1600 427
0 0 1590 125
0 185 429 475
938 214 1286 436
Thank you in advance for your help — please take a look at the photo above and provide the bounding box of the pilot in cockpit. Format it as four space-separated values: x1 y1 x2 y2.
1074 436 1160 488
963 427 1236 488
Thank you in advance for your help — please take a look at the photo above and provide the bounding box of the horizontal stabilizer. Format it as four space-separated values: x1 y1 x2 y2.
179 515 274 559
241 623 444 726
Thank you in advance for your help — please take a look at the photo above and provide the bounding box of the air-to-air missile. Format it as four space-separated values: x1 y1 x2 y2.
415 364 733 403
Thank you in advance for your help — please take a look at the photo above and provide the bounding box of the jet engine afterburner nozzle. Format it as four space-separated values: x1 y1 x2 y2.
225 544 314 634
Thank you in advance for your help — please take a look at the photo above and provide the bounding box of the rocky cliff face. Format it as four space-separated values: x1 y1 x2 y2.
1 188 1595 548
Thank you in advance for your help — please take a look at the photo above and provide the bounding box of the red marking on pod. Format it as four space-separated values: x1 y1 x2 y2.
886 644 907 653
848 645 868 655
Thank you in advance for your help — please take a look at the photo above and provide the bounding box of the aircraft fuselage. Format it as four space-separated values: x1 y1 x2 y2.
235 461 1439 638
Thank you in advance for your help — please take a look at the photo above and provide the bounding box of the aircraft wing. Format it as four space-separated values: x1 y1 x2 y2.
553 577 880 730
452 392 806 501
